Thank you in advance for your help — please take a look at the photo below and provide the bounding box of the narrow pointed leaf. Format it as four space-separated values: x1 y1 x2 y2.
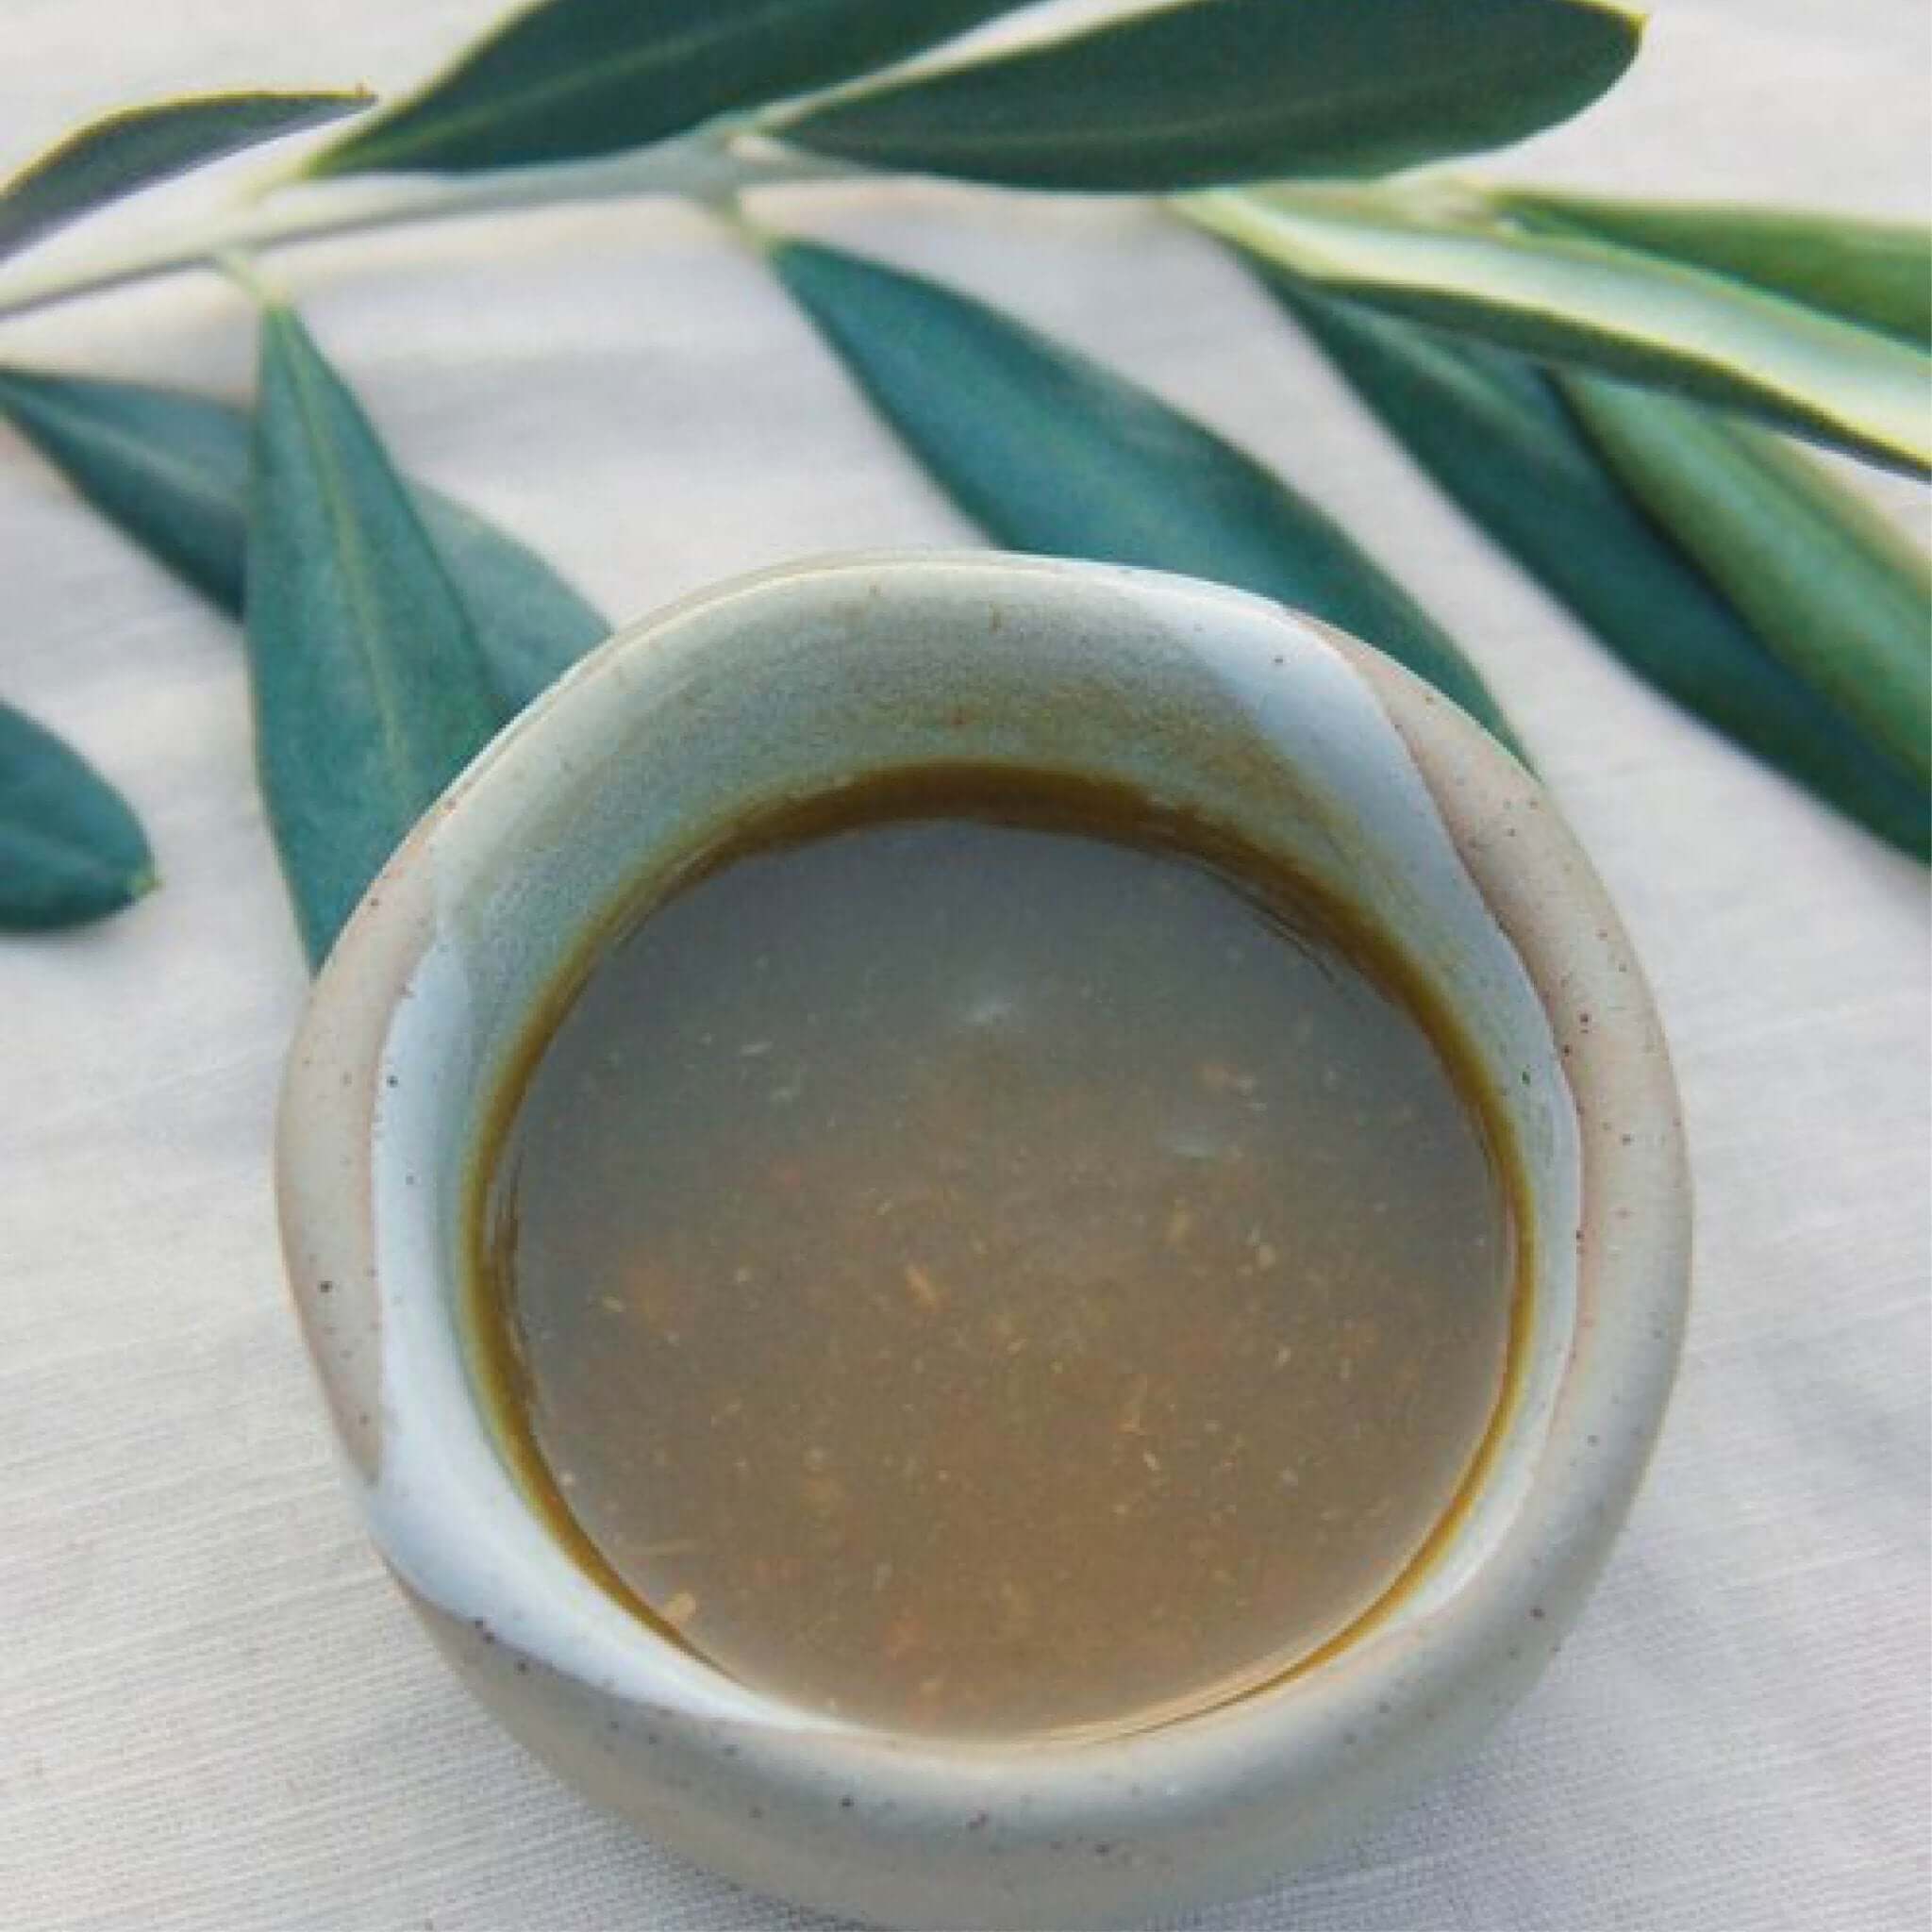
1560 373 1932 784
782 0 1639 192
0 366 606 708
1497 191 1932 347
1190 185 1932 476
769 236 1518 754
247 308 505 963
310 0 1029 177
0 365 246 603
0 91 370 263
407 491 608 708
0 700 154 929
1275 285 1926 858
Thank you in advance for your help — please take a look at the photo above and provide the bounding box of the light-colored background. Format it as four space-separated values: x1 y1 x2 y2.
3 3 1926 1927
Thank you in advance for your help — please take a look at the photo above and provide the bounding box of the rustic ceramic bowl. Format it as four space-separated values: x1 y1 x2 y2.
276 553 1690 1929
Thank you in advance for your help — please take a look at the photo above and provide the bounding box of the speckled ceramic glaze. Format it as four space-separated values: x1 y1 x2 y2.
276 554 1690 1930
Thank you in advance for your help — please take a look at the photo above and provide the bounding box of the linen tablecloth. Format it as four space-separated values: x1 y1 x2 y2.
4 2 1926 1925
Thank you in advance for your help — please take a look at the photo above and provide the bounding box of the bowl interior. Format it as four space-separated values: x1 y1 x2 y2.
299 554 1582 1739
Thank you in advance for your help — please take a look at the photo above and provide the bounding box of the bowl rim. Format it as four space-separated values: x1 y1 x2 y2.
275 549 1691 1829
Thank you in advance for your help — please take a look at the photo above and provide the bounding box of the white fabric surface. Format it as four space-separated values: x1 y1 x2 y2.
3 3 1927 1927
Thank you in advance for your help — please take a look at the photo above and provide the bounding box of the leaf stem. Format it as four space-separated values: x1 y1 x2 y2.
213 248 283 308
0 135 856 326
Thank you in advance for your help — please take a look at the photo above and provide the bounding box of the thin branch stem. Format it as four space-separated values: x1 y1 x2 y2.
0 136 858 326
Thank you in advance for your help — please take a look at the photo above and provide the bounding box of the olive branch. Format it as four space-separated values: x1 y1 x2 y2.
2 0 1925 947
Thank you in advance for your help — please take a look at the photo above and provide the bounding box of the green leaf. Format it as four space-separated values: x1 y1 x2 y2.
0 699 155 929
408 489 608 708
0 365 607 708
1497 191 1932 347
1190 184 1932 476
0 91 371 263
767 235 1519 755
309 0 1029 177
0 366 252 605
1274 285 1927 858
246 307 506 964
781 0 1640 192
1559 373 1932 786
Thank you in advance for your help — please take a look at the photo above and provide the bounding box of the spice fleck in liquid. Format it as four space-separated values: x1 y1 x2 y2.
472 770 1518 1739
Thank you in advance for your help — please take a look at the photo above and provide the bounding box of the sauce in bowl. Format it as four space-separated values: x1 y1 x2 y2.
470 767 1520 1740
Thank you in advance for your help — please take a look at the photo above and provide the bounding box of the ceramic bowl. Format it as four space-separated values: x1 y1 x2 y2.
276 552 1690 1929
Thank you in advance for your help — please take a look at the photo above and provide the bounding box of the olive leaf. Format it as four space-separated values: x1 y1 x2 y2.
1275 285 1927 859
779 0 1640 192
1190 184 1932 476
407 489 608 708
767 235 1520 756
245 306 506 963
1497 191 1932 347
0 365 607 709
0 699 155 929
1560 372 1932 785
0 366 246 605
0 92 370 264
308 0 1030 177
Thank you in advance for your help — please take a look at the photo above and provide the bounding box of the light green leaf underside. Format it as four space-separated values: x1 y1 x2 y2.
1273 282 1926 858
1191 184 1932 476
1497 189 1932 346
1560 374 1931 786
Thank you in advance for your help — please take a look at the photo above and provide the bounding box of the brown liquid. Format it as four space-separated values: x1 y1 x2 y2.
470 769 1519 1740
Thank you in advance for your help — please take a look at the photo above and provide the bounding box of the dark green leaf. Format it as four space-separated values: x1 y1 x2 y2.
0 365 607 708
0 91 370 263
1560 373 1931 785
246 307 505 963
781 0 1639 192
0 699 154 929
1499 191 1932 347
408 490 608 708
1275 284 1927 858
310 0 1028 177
0 366 250 604
769 235 1519 754
1191 185 1932 476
